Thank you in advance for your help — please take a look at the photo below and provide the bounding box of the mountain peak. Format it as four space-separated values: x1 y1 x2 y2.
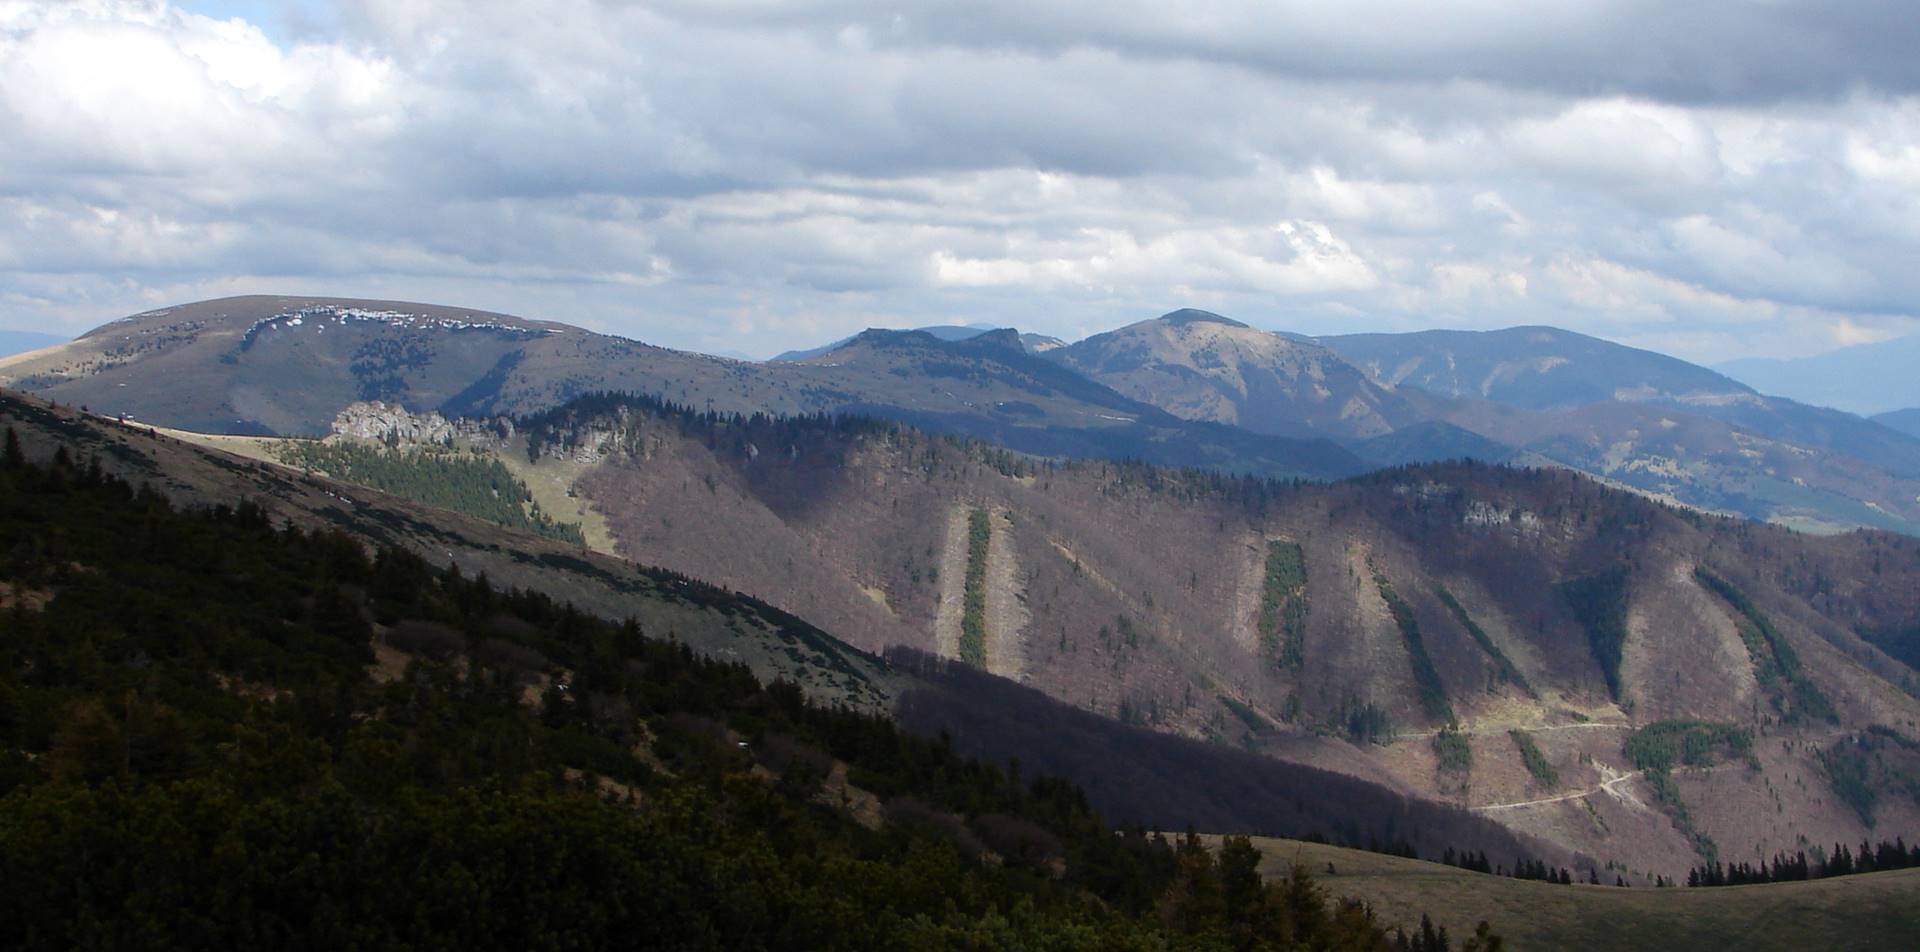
965 327 1025 350
1157 308 1247 328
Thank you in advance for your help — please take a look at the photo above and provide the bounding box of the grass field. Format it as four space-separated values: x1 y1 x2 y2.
1232 835 1920 951
149 425 285 464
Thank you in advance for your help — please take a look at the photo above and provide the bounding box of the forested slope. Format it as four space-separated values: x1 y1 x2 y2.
0 435 1471 950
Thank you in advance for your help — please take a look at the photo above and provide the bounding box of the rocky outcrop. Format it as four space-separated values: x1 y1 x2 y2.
330 401 516 448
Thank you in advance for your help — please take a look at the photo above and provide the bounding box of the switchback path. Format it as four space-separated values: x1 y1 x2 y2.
1472 766 1643 813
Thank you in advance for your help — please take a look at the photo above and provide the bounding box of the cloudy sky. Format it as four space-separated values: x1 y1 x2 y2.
4 0 1919 360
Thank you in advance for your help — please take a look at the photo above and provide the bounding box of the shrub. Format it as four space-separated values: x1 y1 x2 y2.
384 620 467 660
971 813 1063 869
473 637 550 682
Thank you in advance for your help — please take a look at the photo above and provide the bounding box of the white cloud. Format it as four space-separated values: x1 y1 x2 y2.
929 221 1376 296
1504 98 1722 198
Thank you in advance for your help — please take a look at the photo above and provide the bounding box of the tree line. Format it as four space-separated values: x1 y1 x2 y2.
1687 838 1920 887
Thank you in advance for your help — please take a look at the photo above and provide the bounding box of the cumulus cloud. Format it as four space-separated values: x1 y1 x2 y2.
0 0 1917 362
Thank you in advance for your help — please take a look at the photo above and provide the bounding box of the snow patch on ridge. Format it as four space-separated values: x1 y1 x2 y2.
239 306 554 351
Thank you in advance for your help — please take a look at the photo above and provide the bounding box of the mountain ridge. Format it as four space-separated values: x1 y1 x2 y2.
0 295 1361 480
771 323 1065 362
15 294 1920 535
1 386 1580 875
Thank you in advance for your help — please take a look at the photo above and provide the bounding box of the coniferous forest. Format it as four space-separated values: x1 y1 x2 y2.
0 432 1497 950
274 439 588 545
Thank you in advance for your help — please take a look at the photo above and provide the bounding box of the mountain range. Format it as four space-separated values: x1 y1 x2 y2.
10 295 1920 536
14 379 1920 884
9 291 1920 890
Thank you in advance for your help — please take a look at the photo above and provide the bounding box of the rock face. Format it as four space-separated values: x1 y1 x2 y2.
329 401 525 454
331 401 462 445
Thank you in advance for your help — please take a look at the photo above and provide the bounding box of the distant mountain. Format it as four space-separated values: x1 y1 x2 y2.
0 296 585 433
1047 308 1425 441
0 296 1359 480
22 294 1920 532
1718 335 1920 416
784 325 1367 479
1875 409 1920 440
0 330 65 358
1034 312 1920 532
771 323 1064 362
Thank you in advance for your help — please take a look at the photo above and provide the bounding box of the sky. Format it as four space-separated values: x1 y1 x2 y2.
3 1 1920 361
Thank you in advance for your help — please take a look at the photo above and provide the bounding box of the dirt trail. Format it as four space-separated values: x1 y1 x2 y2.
1402 721 1632 740
1473 765 1644 813
1049 538 1125 600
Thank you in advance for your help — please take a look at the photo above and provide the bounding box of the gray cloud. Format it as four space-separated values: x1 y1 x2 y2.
648 1 1920 105
0 0 1916 364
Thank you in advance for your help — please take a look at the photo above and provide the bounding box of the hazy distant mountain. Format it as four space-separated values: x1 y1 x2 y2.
0 330 65 358
1718 335 1920 417
1321 326 1746 411
1320 324 1920 483
771 323 1063 362
1048 308 1425 441
1024 311 1920 532
1875 409 1920 440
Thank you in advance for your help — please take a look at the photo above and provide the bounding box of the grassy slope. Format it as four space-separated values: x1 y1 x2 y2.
1237 835 1920 952
492 448 618 553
